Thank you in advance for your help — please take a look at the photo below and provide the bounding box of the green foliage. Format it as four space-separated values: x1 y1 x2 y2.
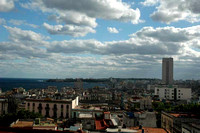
0 109 43 127
153 102 200 113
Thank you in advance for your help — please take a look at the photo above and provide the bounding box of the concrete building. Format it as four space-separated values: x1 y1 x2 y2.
25 96 79 119
182 122 200 133
0 99 8 115
140 96 152 110
162 58 173 85
155 87 191 101
161 111 200 133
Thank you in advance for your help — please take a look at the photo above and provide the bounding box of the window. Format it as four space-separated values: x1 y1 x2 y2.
45 104 50 117
60 104 63 118
38 103 42 114
32 103 35 112
178 96 180 98
66 105 69 118
28 103 30 110
53 104 57 118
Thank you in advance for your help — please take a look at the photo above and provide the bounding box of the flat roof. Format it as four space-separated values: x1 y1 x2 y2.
79 113 93 118
131 127 167 133
170 113 196 118
106 128 138 133
11 121 33 128
25 98 72 103
73 105 101 111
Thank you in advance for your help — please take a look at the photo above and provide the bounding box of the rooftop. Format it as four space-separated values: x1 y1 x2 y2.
73 105 101 111
11 121 33 128
25 98 73 103
131 127 167 133
170 113 196 118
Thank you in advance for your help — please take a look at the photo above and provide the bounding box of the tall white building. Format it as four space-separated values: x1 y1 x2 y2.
162 58 173 85
155 87 191 101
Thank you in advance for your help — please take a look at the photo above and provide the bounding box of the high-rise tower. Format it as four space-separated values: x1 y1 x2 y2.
162 58 173 85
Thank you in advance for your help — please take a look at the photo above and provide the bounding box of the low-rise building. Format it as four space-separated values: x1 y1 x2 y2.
0 98 8 115
182 122 200 133
25 96 79 119
140 96 152 110
161 111 200 133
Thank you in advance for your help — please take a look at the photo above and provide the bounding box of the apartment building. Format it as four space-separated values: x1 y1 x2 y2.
155 87 191 101
25 96 79 119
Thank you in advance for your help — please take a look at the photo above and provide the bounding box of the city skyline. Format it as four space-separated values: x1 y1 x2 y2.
0 0 200 79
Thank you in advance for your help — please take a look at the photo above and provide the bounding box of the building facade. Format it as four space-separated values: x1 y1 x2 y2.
25 97 79 119
162 58 173 85
155 87 191 101
182 122 200 133
0 99 8 115
161 111 200 133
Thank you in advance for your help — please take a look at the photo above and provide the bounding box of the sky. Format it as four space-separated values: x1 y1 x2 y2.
0 0 200 79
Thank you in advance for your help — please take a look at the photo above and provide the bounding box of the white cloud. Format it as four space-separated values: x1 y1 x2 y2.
22 0 141 23
9 19 39 28
107 27 119 34
144 0 200 23
4 26 49 45
0 0 15 12
1 25 200 79
0 18 6 25
46 25 200 56
43 23 96 37
48 11 97 28
141 0 159 6
21 0 141 36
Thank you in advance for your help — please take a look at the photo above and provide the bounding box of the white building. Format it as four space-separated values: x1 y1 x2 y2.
155 87 191 100
25 96 79 118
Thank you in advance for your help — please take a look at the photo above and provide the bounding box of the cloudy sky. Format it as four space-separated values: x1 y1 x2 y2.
0 0 200 79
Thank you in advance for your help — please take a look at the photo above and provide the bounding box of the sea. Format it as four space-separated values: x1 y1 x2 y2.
0 78 108 92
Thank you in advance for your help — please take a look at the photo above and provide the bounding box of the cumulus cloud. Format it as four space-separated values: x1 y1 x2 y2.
141 0 159 6
9 19 39 28
0 18 6 25
46 26 200 56
0 0 15 12
48 12 97 28
21 0 141 36
107 27 119 34
0 26 50 59
4 26 49 43
142 0 200 23
43 23 96 37
1 25 200 79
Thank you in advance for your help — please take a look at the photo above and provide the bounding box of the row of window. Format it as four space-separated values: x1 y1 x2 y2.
27 103 69 118
157 89 181 92
27 103 69 109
